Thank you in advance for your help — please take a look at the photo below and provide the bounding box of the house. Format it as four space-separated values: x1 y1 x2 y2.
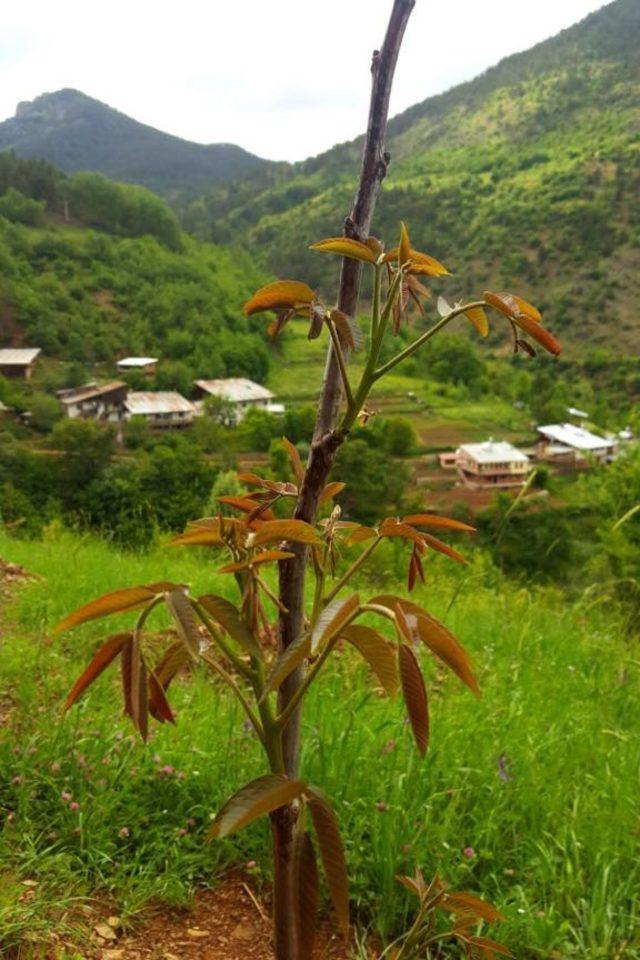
124 391 195 428
437 451 458 469
194 378 284 421
116 356 158 377
0 347 41 379
456 439 531 488
57 381 128 421
536 423 617 466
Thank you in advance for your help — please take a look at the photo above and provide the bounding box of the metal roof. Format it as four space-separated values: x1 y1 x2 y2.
0 347 41 366
195 378 274 402
567 406 589 419
537 423 616 450
59 381 127 405
125 391 195 415
116 356 158 367
457 440 529 464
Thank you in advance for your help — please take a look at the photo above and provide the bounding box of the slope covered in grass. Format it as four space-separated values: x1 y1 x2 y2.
0 530 638 957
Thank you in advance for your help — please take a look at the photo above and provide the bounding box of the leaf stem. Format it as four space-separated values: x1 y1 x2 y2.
326 318 354 408
193 601 253 679
373 300 487 380
324 536 381 605
202 651 265 745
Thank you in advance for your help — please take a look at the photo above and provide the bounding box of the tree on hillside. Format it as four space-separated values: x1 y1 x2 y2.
54 3 561 958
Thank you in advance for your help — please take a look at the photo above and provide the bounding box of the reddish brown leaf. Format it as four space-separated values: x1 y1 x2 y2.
464 305 489 337
344 524 378 545
165 589 201 660
282 437 304 487
330 310 364 352
148 671 176 724
218 549 295 573
64 632 132 710
207 775 306 839
130 636 149 741
293 831 320 960
398 643 429 756
311 594 360 654
170 524 226 547
403 513 475 533
309 237 378 264
399 221 411 266
54 584 175 634
379 519 426 549
370 595 479 696
421 532 468 565
444 891 506 923
383 247 450 277
464 936 514 958
198 594 261 658
120 637 133 718
319 481 346 505
154 641 189 690
306 787 350 936
341 624 399 696
243 280 316 317
252 519 322 547
514 314 561 357
262 634 310 698
216 496 275 520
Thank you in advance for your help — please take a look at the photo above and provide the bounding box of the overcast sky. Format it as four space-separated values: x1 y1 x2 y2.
1 0 607 162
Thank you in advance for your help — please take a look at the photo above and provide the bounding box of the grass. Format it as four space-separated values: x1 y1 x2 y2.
268 321 532 449
1 529 639 958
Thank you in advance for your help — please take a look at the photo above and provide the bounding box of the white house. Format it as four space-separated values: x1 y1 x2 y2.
456 439 531 488
0 347 41 380
194 378 284 420
57 381 128 421
537 423 617 466
116 356 158 377
124 391 195 428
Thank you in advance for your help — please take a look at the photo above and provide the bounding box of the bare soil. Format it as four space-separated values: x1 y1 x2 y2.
85 875 360 960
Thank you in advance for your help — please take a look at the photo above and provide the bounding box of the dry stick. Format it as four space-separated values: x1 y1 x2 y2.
277 0 416 780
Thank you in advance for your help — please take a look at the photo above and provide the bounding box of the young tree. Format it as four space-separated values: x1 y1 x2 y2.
54 3 560 958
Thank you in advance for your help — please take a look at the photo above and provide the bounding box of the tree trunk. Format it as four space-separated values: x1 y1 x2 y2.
273 2 415 957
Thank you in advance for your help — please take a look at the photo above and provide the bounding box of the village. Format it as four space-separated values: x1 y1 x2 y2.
0 345 634 495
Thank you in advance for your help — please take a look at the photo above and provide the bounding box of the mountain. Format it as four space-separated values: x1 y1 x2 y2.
0 89 273 200
184 0 640 353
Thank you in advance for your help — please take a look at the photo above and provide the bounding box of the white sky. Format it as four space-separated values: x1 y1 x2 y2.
1 0 607 162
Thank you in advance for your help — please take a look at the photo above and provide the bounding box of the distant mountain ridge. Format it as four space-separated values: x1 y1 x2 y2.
0 89 273 200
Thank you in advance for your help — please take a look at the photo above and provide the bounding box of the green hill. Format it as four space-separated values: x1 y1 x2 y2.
0 89 274 201
184 0 640 353
0 154 268 378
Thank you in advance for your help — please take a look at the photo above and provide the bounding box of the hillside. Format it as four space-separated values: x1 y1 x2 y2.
0 89 273 200
184 0 640 353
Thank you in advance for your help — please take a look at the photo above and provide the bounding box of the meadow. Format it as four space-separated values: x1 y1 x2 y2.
1 528 639 958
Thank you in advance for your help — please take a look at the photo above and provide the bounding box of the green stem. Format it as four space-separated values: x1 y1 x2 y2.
326 318 354 408
324 536 382 604
275 637 339 732
193 601 253 679
373 300 487 381
370 263 382 340
202 651 265 746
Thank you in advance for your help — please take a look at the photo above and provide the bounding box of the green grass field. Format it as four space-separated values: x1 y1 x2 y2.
1 529 639 957
267 321 532 450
